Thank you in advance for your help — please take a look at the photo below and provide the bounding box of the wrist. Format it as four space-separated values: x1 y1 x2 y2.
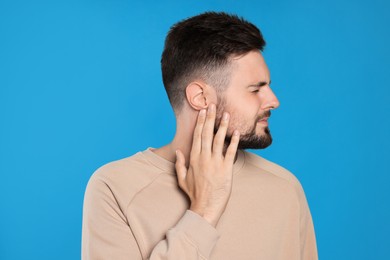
189 206 219 227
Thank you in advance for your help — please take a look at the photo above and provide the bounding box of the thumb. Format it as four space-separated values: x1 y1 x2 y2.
175 149 187 188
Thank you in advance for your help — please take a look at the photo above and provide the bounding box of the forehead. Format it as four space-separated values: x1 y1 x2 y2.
229 51 270 86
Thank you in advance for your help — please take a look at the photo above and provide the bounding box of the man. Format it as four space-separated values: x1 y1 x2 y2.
82 12 318 259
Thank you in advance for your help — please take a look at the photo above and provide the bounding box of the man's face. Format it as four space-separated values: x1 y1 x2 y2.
215 51 280 149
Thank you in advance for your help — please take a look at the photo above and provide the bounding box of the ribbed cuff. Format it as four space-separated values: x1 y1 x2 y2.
175 210 220 257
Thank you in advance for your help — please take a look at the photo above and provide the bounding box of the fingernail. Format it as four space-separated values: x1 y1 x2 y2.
234 130 240 136
200 109 206 115
209 104 215 112
223 112 229 120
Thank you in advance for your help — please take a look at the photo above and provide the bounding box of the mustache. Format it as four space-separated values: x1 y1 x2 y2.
214 110 272 134
257 110 271 121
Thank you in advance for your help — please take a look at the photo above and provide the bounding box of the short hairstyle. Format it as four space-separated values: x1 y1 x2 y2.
161 12 266 112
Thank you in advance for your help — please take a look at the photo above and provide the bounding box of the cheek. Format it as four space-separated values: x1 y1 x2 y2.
220 95 258 132
227 110 251 134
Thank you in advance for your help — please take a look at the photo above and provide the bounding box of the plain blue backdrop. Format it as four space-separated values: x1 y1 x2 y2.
1 0 389 259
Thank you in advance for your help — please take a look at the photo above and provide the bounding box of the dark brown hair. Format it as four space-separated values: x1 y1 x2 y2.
161 12 266 111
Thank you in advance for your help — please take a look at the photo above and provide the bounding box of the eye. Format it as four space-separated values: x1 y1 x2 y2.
252 89 260 93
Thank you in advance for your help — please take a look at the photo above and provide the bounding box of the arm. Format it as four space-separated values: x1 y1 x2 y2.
298 186 318 260
82 104 239 259
82 176 143 259
81 177 220 260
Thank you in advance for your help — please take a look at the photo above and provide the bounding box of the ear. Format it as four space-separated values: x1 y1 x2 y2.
185 81 209 110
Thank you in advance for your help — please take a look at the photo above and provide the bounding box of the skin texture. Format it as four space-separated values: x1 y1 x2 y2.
175 105 240 227
153 50 280 226
214 51 279 149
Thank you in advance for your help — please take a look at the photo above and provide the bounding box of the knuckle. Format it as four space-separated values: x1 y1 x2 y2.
190 157 197 165
194 130 204 139
198 160 205 168
194 129 202 138
226 149 233 157
196 119 205 127
213 137 222 146
201 131 210 139
198 116 206 124
206 112 215 119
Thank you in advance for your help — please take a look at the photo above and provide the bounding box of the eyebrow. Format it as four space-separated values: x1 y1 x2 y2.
248 80 272 87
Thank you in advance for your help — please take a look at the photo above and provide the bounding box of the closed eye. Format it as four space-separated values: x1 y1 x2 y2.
248 80 271 93
250 87 262 93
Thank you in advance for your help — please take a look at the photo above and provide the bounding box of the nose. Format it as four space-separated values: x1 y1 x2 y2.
261 86 280 111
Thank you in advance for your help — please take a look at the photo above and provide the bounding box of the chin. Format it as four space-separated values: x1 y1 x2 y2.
237 134 273 150
224 127 273 150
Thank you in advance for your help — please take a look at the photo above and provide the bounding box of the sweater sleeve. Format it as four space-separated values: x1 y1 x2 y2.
296 182 318 260
82 176 220 260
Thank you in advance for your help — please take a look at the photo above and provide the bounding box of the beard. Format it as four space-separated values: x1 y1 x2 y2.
222 112 273 150
215 97 273 150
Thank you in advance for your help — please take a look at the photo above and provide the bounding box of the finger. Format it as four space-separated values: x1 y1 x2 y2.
225 130 240 163
201 103 216 154
191 109 207 156
212 112 230 155
175 150 188 190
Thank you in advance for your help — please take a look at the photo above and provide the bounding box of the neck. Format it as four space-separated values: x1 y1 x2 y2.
152 109 237 166
152 130 235 168
153 110 197 166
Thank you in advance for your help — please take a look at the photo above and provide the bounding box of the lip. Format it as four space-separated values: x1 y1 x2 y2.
257 117 269 125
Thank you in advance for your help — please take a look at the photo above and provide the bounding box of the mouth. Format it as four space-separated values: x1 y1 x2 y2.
257 111 271 124
257 117 268 126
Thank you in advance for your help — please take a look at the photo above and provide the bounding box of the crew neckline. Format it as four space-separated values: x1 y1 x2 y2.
141 147 245 175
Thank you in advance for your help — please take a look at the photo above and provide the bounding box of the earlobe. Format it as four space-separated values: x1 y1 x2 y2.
185 82 208 110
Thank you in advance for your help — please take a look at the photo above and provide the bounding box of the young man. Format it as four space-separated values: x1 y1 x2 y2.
82 12 318 259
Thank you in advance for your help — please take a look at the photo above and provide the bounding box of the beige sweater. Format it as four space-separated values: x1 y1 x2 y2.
82 148 318 259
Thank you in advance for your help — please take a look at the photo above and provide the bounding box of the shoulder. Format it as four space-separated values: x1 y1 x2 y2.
85 151 165 210
243 151 305 196
92 151 160 183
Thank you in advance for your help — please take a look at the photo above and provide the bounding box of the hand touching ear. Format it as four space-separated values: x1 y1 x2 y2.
175 104 240 227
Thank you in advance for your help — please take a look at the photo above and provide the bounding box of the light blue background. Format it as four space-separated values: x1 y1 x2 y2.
1 0 389 259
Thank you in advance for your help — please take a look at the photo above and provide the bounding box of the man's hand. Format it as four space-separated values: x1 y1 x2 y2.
175 104 240 227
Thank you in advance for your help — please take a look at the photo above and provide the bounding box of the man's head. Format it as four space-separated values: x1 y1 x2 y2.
161 12 265 111
161 12 279 149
